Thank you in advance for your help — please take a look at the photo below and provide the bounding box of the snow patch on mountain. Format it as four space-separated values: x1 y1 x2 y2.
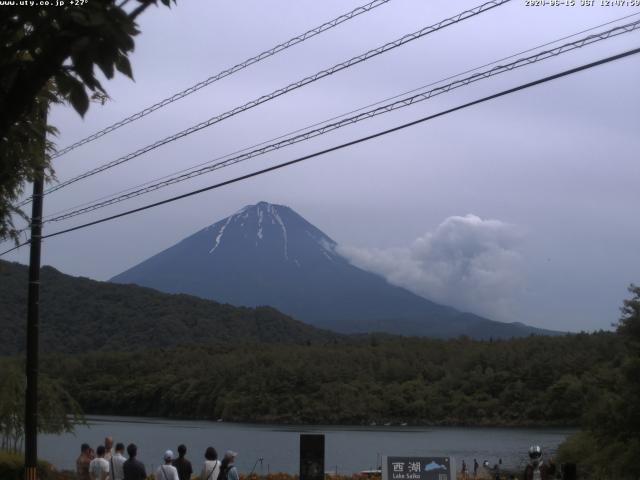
209 216 233 254
269 204 289 260
257 207 264 240
204 202 339 264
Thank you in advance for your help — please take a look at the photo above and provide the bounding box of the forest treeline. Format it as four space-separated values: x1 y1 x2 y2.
556 285 640 479
0 260 342 355
38 332 619 427
2 284 638 478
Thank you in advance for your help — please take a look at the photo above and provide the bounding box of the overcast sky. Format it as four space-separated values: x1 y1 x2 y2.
4 0 640 332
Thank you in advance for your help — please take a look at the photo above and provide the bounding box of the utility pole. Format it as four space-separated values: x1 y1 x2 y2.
24 99 46 480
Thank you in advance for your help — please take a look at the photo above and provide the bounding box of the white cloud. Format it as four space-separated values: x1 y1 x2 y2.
337 214 524 321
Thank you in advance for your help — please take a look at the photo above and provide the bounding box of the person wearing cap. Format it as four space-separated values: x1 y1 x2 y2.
173 444 193 480
156 450 179 480
201 447 220 480
218 451 239 480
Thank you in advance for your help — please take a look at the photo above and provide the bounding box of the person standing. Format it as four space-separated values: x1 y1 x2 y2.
173 444 193 480
156 450 179 480
461 460 468 480
123 443 147 480
89 446 110 480
104 437 114 461
218 451 239 480
523 445 552 480
76 443 93 480
111 443 127 480
200 447 220 480
473 459 479 479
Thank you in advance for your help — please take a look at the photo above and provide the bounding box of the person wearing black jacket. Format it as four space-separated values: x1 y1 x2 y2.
173 444 193 480
123 443 147 480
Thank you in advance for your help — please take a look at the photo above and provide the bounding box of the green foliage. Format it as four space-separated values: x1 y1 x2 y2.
0 364 23 452
0 260 342 355
0 0 176 126
556 285 640 479
0 0 176 242
0 360 85 452
1 262 634 459
37 331 622 427
618 284 640 348
0 92 57 243
0 450 67 480
557 430 640 480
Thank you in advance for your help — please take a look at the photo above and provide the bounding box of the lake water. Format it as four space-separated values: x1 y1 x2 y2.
40 416 574 475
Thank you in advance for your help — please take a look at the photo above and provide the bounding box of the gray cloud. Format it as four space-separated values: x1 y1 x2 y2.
3 0 638 332
337 214 524 321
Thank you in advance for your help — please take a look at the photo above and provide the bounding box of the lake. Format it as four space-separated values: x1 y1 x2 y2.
39 416 574 475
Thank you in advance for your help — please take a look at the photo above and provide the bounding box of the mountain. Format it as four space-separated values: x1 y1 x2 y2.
111 201 557 339
0 260 342 355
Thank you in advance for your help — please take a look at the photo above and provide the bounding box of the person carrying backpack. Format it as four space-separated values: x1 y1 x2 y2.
156 451 179 480
217 451 239 480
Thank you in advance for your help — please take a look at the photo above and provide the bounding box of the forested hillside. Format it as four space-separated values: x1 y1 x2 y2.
40 332 619 427
0 260 341 354
557 285 640 479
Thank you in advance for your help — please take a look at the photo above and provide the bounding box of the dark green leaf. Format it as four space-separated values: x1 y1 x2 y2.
53 72 76 96
115 54 132 79
69 81 89 116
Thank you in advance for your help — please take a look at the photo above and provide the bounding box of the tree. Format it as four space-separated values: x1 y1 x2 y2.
0 91 57 244
0 360 84 452
0 0 176 242
618 283 640 347
557 284 640 479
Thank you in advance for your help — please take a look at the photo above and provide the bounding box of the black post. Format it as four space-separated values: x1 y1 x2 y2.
24 102 46 480
300 434 324 480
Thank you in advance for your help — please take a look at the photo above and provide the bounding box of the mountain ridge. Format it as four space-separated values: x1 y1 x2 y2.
0 259 342 355
111 201 560 339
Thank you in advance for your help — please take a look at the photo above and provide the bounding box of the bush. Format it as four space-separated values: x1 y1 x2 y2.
0 450 70 480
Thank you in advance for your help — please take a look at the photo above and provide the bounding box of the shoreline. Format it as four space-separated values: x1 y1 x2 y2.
38 416 573 474
78 412 579 430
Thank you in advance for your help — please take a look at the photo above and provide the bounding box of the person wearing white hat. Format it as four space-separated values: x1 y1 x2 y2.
218 451 239 480
155 450 179 480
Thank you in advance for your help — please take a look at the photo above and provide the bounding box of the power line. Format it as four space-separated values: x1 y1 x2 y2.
28 0 511 203
16 13 638 219
3 46 638 257
51 0 394 159
39 11 640 223
38 19 640 225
